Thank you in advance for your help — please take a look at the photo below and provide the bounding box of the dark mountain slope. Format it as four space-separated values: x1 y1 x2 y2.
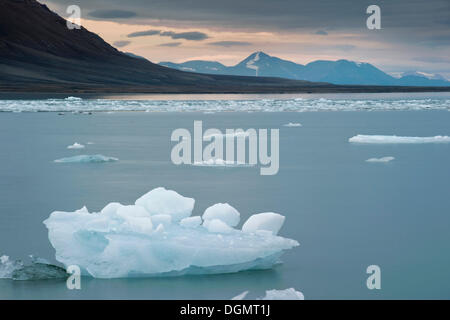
0 0 333 93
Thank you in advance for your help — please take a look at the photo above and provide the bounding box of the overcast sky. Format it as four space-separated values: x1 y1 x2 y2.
45 0 450 78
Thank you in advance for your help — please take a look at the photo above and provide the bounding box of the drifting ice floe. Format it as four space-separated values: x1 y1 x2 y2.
54 154 118 163
232 288 304 300
283 122 302 127
193 159 253 167
67 142 85 149
43 187 298 278
262 288 305 300
366 156 395 163
349 135 450 144
0 255 67 280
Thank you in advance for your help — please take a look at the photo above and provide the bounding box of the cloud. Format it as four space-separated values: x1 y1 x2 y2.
88 9 137 19
127 29 209 41
315 30 328 35
413 56 450 63
333 44 356 51
160 31 209 40
208 41 252 47
113 40 131 48
127 30 161 38
159 42 182 47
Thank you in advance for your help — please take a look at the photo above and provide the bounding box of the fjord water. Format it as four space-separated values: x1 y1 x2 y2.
1 93 450 299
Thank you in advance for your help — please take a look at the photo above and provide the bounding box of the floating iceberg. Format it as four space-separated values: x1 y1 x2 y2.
67 142 85 149
0 255 67 280
54 154 118 163
43 187 298 278
349 135 450 144
366 156 395 163
283 122 302 127
232 288 304 300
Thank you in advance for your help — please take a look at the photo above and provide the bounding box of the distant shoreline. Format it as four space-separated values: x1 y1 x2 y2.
1 85 450 97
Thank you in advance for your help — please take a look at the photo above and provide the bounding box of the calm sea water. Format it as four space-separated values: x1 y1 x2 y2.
1 93 450 299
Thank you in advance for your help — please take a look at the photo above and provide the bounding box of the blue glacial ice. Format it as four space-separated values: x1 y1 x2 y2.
43 187 299 278
54 154 119 163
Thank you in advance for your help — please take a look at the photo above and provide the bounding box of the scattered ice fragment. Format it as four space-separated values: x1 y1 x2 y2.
366 156 395 163
231 288 304 300
349 135 450 144
262 288 304 300
283 122 302 127
232 291 249 300
203 203 240 227
65 96 82 101
67 142 85 149
206 219 234 234
43 187 299 278
180 216 202 228
242 212 285 235
193 159 252 167
1 97 450 113
54 155 119 163
135 187 195 222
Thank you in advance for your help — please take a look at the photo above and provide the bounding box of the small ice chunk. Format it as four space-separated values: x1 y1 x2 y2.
283 122 302 127
262 288 304 300
193 159 251 167
206 219 234 233
67 142 85 149
135 187 195 222
116 205 150 218
203 203 240 227
115 205 153 234
232 291 249 300
54 155 118 163
180 216 202 228
242 212 285 235
75 206 89 214
366 156 395 163
100 202 123 216
151 214 172 227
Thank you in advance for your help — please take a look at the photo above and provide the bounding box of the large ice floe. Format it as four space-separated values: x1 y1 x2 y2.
54 154 118 163
43 187 298 278
349 135 450 144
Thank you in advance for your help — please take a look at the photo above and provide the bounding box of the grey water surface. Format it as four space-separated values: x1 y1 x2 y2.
0 95 449 299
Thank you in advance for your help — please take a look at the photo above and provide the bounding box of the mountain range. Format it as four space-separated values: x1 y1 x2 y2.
0 0 448 94
160 51 450 87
